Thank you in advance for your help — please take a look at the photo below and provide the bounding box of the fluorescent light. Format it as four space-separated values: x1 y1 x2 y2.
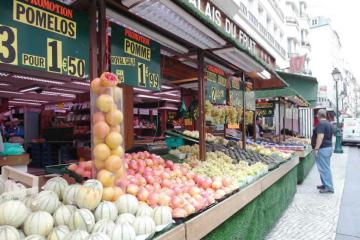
9 101 41 106
0 90 23 95
52 87 85 93
161 97 181 102
13 98 48 103
20 86 40 93
161 85 173 90
0 83 10 86
0 72 9 77
107 9 188 54
256 70 271 80
123 0 226 49
134 87 152 93
41 91 76 98
73 81 90 86
137 94 160 99
213 47 264 72
13 75 64 85
154 91 180 97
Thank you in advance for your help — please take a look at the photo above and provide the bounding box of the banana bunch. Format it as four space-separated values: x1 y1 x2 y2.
245 111 254 125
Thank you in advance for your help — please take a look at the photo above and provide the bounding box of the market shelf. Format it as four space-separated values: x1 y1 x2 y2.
155 224 186 240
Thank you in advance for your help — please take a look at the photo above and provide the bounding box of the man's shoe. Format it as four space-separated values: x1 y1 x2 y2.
319 189 334 194
317 185 325 189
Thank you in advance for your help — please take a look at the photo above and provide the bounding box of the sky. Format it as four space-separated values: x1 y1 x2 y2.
308 0 360 81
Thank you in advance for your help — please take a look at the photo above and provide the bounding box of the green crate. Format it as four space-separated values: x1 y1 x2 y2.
165 137 185 149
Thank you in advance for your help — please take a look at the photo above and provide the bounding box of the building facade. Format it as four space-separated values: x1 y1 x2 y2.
212 0 288 68
284 0 312 74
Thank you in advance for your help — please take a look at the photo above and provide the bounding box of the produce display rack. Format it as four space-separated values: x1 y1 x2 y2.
164 130 199 144
154 157 299 240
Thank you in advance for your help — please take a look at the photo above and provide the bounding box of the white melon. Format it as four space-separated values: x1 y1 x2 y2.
43 177 68 200
0 200 29 227
31 190 60 214
53 205 77 227
110 223 135 240
68 208 95 233
115 213 136 225
115 194 139 214
23 211 54 237
94 201 118 221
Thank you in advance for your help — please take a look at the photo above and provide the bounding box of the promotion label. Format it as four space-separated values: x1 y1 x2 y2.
110 24 161 90
0 0 89 78
229 77 242 107
245 91 255 111
256 101 275 117
205 64 227 105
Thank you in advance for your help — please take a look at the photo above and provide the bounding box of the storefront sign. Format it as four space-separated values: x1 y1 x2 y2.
245 91 255 110
205 64 227 105
182 0 275 66
0 0 89 78
256 101 274 117
110 24 161 90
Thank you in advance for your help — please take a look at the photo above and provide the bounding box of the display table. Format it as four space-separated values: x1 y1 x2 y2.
0 154 30 172
295 148 315 184
155 157 299 240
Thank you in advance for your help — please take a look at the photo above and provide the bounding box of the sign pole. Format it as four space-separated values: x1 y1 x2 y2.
198 49 206 161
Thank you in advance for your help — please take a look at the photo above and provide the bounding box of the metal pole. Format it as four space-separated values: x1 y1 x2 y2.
334 80 343 153
242 73 246 148
198 49 206 161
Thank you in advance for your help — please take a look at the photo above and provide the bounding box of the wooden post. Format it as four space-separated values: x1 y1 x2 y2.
252 78 256 142
278 98 281 143
283 99 286 142
242 73 246 148
198 49 206 161
98 0 107 72
89 0 98 80
291 105 294 135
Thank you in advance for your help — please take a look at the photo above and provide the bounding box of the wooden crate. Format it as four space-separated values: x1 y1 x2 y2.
0 166 39 202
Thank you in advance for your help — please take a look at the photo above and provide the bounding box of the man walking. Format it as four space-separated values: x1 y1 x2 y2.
312 109 334 194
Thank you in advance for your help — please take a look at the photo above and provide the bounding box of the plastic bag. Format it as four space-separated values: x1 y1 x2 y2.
0 143 25 156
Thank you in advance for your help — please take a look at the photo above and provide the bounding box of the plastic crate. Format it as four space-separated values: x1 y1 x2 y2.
165 137 185 149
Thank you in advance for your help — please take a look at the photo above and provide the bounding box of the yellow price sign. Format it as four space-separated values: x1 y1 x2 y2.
66 56 85 78
0 24 18 65
47 38 63 74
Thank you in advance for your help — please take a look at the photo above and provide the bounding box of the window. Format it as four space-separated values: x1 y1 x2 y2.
287 38 292 54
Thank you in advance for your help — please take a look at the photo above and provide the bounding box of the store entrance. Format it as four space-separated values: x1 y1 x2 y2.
0 68 91 174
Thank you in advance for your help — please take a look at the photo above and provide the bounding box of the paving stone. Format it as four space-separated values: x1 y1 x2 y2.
266 147 349 240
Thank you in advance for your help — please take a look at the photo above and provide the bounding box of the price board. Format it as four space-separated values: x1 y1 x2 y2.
0 0 89 78
245 91 255 110
205 64 227 105
110 24 161 90
256 101 275 117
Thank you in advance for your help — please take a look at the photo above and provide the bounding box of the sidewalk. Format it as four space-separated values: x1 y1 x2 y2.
336 147 360 240
266 147 349 240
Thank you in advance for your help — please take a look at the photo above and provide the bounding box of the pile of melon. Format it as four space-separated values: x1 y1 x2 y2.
0 177 173 240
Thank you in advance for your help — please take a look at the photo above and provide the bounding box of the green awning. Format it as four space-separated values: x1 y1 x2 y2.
276 71 318 108
256 87 309 107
